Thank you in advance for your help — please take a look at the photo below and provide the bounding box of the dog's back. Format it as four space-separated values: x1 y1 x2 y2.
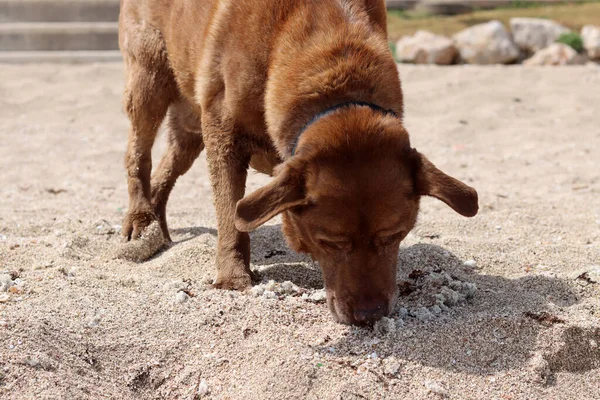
119 0 391 116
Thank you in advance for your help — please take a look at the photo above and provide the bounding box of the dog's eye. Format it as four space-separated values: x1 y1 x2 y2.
319 239 352 252
377 231 406 247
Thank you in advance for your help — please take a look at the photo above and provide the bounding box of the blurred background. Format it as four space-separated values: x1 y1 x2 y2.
0 0 599 64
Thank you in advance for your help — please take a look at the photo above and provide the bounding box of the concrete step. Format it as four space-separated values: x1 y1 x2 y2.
0 0 120 23
416 0 571 15
0 50 121 63
0 22 118 51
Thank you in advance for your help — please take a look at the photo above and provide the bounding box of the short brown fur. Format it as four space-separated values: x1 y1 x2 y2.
119 0 478 325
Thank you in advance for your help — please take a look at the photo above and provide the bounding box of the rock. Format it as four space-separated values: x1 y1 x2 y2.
197 379 209 397
383 357 401 377
175 291 190 303
0 293 9 303
463 259 477 268
424 380 449 397
396 30 457 65
453 20 519 64
250 285 265 297
0 274 14 292
511 18 570 53
308 289 327 303
524 43 585 66
582 25 600 60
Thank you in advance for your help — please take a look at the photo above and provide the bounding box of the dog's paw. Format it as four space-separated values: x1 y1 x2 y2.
122 211 157 241
212 273 254 291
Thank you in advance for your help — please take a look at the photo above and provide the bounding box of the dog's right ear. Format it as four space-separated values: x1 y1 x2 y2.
410 149 479 217
235 165 307 232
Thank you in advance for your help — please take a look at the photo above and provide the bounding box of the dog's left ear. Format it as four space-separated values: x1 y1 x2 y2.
411 150 478 217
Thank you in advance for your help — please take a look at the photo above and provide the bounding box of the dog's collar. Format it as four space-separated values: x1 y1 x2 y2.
290 101 397 156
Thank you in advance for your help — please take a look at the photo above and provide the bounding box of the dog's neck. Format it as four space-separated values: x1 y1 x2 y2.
290 101 397 156
264 5 404 159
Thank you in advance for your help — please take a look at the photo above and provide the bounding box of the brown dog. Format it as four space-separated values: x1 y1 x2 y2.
118 0 478 325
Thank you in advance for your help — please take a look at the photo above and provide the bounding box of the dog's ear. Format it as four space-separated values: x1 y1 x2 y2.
411 150 478 217
235 165 307 232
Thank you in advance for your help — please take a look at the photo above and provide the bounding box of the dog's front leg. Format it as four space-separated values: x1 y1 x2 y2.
203 113 254 290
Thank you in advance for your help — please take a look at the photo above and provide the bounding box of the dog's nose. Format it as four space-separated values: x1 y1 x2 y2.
353 305 386 325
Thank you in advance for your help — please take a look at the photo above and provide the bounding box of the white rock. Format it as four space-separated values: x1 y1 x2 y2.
278 281 299 294
524 43 585 66
308 289 327 302
453 20 520 64
0 274 13 292
424 380 449 397
396 30 457 65
175 291 190 303
197 379 209 397
0 293 9 303
250 285 265 297
511 18 570 53
264 280 278 292
383 357 401 376
463 259 477 268
582 25 600 60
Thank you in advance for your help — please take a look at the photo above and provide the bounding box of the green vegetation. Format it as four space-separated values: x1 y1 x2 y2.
387 2 600 40
556 31 585 52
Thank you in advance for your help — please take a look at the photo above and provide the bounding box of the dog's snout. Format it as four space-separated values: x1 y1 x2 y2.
352 305 387 325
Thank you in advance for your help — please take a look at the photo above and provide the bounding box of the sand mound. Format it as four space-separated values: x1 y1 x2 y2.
113 222 167 262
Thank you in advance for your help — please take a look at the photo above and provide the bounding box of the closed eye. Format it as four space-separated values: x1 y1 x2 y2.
318 239 352 252
375 231 406 247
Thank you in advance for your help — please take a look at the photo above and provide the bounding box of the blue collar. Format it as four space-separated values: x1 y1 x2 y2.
290 101 397 156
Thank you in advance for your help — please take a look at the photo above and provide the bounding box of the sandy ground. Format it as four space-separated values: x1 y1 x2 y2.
0 63 599 400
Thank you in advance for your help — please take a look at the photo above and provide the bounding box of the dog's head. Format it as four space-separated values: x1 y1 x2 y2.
236 107 478 325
